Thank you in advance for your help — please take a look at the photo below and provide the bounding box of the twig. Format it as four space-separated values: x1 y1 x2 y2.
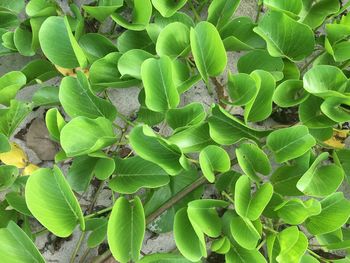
70 231 86 263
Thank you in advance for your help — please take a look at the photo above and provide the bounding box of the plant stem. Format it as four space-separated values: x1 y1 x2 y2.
300 50 325 75
116 111 135 127
307 249 331 263
188 1 201 22
34 228 49 237
221 191 234 203
255 2 263 23
70 231 86 263
84 206 113 219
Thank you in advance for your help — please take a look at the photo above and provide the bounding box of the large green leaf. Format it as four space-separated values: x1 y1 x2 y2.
152 0 187 17
26 0 56 17
236 142 271 181
305 192 350 235
234 175 273 221
263 0 302 17
303 65 348 98
118 49 154 79
321 97 350 123
129 125 184 175
13 26 35 56
187 199 228 238
297 152 344 197
0 71 26 106
208 105 269 145
244 70 275 122
199 145 230 183
0 221 45 263
21 58 58 85
111 0 152 31
270 165 305 196
253 11 315 61
108 196 145 263
0 165 18 191
275 198 321 225
39 16 80 68
25 166 85 237
230 212 261 250
141 56 180 112
190 21 227 83
300 0 340 29
109 156 170 194
82 0 123 22
273 80 309 107
225 246 266 263
227 72 258 106
174 208 206 262
207 0 241 28
156 22 190 58
60 116 116 157
32 86 59 107
266 125 316 163
59 71 117 121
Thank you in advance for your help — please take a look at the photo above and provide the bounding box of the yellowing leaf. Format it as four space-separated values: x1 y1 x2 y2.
23 164 40 176
55 65 89 77
323 129 349 149
0 143 28 168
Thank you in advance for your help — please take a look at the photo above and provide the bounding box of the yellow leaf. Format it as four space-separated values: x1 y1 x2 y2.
22 164 39 176
323 129 349 149
55 65 89 77
0 143 28 168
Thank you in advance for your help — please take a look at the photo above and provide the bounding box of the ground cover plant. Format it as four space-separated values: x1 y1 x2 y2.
1 0 350 262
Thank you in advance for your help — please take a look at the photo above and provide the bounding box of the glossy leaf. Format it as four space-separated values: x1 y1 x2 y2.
60 116 116 157
25 166 85 237
108 196 145 263
0 71 26 106
152 0 187 17
253 11 315 61
118 49 154 79
266 125 316 163
190 21 227 83
0 165 18 191
227 72 257 106
82 0 123 22
273 80 309 107
207 0 241 28
109 156 170 194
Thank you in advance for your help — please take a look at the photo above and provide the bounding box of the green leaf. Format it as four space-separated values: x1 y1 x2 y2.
208 104 269 145
234 175 273 221
108 196 145 263
236 142 271 181
321 96 350 122
300 0 340 29
13 26 35 56
0 0 25 14
253 11 315 61
82 0 123 22
207 0 241 28
263 0 302 17
244 70 276 122
220 16 265 51
67 155 115 192
39 16 80 68
227 72 258 106
199 145 230 183
117 30 155 53
26 0 56 17
0 221 45 263
0 11 19 29
174 208 206 262
303 65 348 98
299 95 337 128
0 133 10 153
276 226 308 263
237 50 284 80
129 125 184 175
273 80 309 107
112 0 152 31
85 218 107 248
156 22 190 58
0 71 26 106
166 102 206 131
211 236 231 254
21 59 58 85
109 156 170 194
275 198 321 225
141 56 180 112
25 166 85 237
5 192 32 216
0 100 31 137
168 123 214 153
118 49 154 79
271 165 304 196
230 212 261 250
297 152 344 197
32 86 59 107
152 0 187 17
187 199 228 238
138 253 194 263
45 108 66 142
305 192 350 235
266 125 316 163
0 165 18 191
190 21 227 83
89 52 139 90
225 246 266 263
60 116 116 157
59 71 117 121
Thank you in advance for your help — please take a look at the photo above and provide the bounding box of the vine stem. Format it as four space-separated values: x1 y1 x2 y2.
307 249 331 263
84 206 113 219
70 231 86 263
300 50 325 75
